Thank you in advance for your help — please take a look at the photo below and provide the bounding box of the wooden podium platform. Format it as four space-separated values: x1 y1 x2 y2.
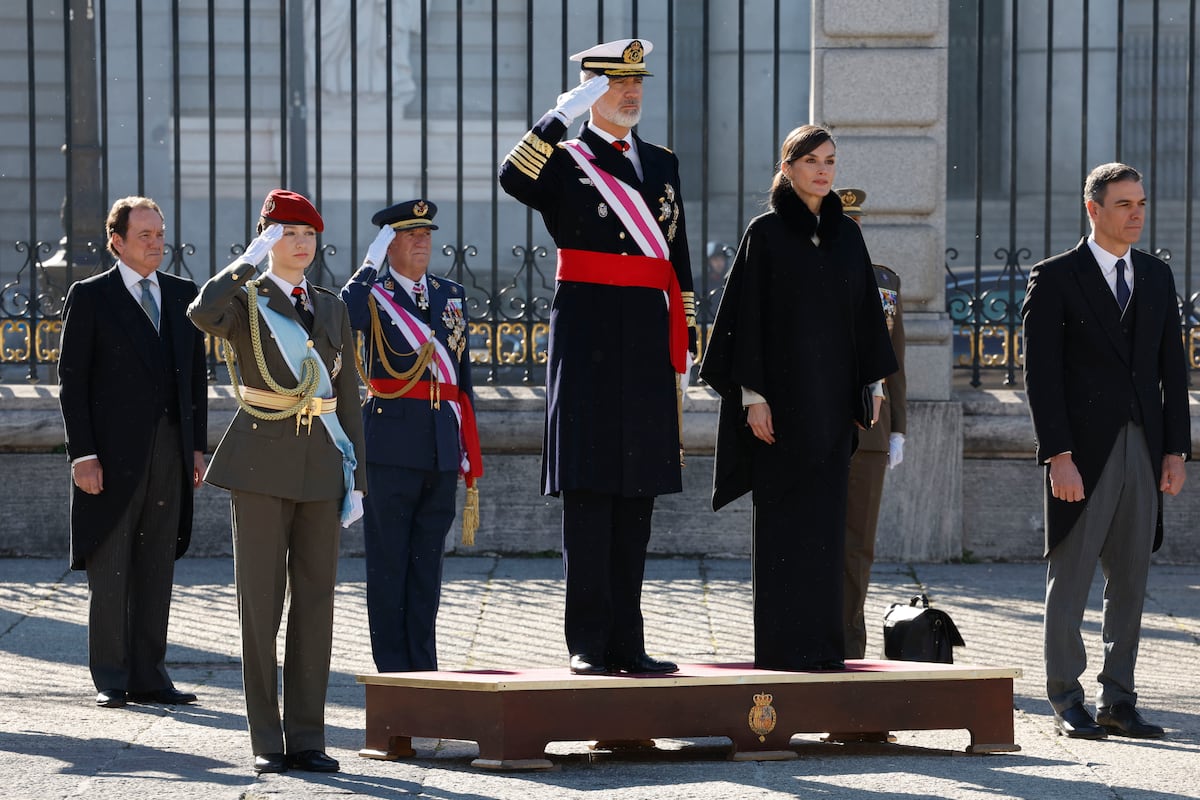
358 660 1021 770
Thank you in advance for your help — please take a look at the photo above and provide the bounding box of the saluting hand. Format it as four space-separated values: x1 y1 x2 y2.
362 225 395 270
552 75 610 124
239 223 284 267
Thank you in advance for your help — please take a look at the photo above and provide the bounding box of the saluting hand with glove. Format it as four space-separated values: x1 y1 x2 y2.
551 74 610 124
361 225 396 271
238 223 284 267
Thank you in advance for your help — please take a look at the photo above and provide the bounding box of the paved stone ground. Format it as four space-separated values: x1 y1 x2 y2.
0 556 1197 799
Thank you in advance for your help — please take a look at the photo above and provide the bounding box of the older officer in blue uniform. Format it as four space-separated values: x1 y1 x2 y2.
499 38 697 675
341 200 480 673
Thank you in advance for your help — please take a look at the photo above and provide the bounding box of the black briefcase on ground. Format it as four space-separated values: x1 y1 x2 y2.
882 594 965 664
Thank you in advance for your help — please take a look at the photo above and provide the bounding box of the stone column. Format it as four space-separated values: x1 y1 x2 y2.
810 0 962 559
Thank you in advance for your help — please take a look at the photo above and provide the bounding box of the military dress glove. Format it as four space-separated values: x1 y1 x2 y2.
551 75 610 124
239 224 284 267
342 489 364 528
362 225 395 270
888 433 906 469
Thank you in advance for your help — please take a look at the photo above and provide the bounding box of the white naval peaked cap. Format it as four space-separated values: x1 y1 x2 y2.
569 38 654 77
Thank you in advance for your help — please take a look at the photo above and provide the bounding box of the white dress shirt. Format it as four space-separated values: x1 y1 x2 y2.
1086 234 1134 308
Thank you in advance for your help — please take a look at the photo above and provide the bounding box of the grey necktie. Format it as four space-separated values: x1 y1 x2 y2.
138 278 160 331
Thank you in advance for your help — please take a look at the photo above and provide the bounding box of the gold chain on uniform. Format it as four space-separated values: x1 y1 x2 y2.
221 280 321 422
353 295 438 400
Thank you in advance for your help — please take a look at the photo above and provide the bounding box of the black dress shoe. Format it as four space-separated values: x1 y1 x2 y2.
1096 703 1166 739
129 687 197 705
253 753 287 774
287 749 340 773
609 653 679 674
96 689 127 708
569 654 608 675
1053 703 1107 739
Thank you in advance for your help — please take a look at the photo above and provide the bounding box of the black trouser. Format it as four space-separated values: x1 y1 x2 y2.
561 490 654 661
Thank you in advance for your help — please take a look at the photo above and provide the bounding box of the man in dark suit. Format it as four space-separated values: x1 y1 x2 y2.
58 195 207 709
837 188 908 661
499 38 697 675
341 199 481 673
1023 163 1190 740
188 189 366 775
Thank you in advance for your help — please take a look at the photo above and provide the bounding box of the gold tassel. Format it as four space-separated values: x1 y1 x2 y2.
461 484 479 546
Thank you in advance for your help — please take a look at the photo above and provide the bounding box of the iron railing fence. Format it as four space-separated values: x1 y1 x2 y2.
0 0 810 384
946 0 1200 387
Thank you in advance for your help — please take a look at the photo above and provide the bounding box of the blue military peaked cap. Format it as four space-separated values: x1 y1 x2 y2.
371 199 439 231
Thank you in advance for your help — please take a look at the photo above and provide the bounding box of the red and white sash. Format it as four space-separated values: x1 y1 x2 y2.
560 139 669 261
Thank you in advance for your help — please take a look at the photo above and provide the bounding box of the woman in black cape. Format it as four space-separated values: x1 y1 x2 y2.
700 125 897 670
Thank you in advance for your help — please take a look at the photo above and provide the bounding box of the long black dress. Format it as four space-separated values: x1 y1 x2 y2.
700 187 897 670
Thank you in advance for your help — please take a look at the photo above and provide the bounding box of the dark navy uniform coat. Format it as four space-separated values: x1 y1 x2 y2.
341 266 472 471
499 112 694 498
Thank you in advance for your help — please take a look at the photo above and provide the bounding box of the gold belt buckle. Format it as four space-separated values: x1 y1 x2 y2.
296 397 319 436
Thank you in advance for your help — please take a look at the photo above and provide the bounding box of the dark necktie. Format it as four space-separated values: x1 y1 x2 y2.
1115 258 1130 313
612 139 630 153
291 286 314 331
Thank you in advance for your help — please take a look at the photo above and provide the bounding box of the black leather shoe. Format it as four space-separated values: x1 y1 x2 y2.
1096 703 1165 739
287 749 340 773
569 654 608 675
1053 703 1107 739
253 753 287 774
96 689 127 708
129 687 197 705
609 653 679 674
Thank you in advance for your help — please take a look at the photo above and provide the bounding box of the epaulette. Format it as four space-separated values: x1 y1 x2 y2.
309 283 339 297
873 263 901 289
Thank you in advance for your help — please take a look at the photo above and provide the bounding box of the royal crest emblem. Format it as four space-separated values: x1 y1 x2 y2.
747 693 778 743
442 298 467 358
414 200 429 217
624 40 644 65
383 277 395 291
263 197 276 214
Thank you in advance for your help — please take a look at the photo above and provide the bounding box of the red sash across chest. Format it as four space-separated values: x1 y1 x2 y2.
555 247 688 375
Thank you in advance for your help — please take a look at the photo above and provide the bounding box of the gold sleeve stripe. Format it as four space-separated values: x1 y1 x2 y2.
505 148 546 180
522 131 555 157
512 141 550 168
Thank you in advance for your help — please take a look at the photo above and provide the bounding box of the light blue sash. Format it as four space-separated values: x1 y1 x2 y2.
253 294 358 523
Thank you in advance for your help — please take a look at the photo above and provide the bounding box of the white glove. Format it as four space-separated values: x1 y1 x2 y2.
342 489 364 528
679 350 694 395
551 75 610 124
888 433 906 470
239 224 283 267
362 225 395 270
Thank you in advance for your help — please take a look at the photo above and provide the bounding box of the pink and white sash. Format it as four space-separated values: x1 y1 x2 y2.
560 139 669 261
368 284 470 475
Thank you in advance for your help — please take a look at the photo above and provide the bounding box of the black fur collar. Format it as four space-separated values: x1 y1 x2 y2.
770 184 844 245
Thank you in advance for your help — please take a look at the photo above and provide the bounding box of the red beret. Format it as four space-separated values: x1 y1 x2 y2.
260 189 324 233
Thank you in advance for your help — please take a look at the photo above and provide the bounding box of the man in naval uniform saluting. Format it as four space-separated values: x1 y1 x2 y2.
341 199 481 674
500 38 697 676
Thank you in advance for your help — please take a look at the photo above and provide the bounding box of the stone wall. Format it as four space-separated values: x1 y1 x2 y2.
5 384 1196 563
